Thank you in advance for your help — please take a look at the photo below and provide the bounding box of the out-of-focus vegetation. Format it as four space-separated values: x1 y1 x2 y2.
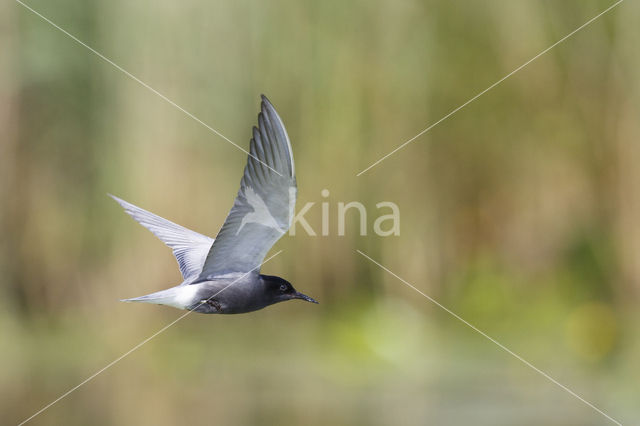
2 0 639 424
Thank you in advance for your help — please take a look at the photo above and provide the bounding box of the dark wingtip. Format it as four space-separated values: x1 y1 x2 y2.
260 94 275 111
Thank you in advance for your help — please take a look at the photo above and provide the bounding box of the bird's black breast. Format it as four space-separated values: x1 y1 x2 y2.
188 278 272 314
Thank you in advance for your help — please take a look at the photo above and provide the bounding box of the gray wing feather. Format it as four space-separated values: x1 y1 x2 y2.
109 194 214 280
196 95 296 279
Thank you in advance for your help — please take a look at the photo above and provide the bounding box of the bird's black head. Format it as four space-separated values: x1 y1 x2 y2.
261 275 319 305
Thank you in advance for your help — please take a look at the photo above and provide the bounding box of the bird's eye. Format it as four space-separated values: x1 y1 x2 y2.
280 284 288 292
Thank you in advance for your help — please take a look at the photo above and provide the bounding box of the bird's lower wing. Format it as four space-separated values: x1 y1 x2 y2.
110 194 214 280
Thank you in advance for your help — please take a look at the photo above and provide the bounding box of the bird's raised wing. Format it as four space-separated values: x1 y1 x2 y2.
109 194 214 280
195 95 296 280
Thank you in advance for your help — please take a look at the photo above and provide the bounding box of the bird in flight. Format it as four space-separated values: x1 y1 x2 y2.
111 95 318 314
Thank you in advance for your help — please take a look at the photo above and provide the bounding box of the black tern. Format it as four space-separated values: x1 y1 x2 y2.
111 95 318 314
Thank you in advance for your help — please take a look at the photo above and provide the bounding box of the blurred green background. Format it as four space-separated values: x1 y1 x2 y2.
2 0 639 424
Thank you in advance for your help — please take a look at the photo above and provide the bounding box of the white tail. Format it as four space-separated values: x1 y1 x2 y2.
121 285 200 310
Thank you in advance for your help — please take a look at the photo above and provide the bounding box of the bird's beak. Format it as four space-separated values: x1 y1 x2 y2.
292 292 319 304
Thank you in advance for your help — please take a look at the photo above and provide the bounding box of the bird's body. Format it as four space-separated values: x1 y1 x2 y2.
126 275 293 314
112 95 317 314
